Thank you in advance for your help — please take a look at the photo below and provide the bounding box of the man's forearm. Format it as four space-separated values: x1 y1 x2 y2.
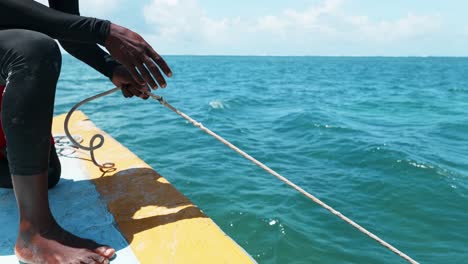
60 42 120 79
0 0 109 44
47 0 120 79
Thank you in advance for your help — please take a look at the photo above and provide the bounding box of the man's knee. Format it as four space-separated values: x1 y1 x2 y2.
9 30 62 79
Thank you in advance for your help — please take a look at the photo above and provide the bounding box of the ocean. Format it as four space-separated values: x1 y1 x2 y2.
55 56 468 264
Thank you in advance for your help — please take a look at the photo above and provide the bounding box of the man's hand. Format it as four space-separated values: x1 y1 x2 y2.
105 23 172 90
111 65 150 99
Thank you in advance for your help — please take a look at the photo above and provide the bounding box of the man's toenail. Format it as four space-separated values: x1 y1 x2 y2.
105 248 114 256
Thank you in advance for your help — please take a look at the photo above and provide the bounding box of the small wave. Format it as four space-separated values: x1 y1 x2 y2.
448 87 468 93
397 159 464 181
209 100 227 109
408 161 430 169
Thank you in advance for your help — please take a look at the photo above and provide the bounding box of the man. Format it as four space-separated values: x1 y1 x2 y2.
0 0 172 263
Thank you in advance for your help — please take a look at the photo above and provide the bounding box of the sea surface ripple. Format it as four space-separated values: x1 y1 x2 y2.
55 56 468 264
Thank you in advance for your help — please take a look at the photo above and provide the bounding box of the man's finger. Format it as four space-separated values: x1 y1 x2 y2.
141 85 150 100
128 84 150 100
135 63 157 89
123 62 145 85
143 57 166 89
121 86 133 98
146 45 172 77
127 85 143 97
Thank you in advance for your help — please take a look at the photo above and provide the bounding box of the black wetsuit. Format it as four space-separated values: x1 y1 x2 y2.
0 0 120 187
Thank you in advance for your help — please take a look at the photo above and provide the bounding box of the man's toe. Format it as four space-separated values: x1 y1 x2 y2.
91 253 109 264
95 246 115 259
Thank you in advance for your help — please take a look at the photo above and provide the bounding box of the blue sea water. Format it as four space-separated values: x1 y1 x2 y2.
55 56 468 264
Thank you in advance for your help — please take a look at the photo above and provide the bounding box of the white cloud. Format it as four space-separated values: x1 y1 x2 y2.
347 13 442 42
143 0 238 44
78 0 120 16
143 0 443 55
251 1 441 43
35 0 48 6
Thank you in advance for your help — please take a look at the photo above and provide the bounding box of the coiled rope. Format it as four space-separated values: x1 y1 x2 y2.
64 87 119 170
65 87 418 264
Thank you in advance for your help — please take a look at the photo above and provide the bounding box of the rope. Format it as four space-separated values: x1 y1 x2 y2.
54 134 84 156
65 87 418 264
64 87 120 170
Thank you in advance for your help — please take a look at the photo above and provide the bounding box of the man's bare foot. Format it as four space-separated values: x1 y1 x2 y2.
15 220 115 264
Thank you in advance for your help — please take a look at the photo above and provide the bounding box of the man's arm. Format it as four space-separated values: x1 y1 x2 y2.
0 0 173 93
48 0 120 79
0 0 109 44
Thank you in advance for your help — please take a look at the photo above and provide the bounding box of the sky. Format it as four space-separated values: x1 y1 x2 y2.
37 0 468 56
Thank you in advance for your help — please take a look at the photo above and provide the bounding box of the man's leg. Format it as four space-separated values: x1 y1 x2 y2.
0 154 11 187
47 144 62 189
0 29 114 263
0 144 61 189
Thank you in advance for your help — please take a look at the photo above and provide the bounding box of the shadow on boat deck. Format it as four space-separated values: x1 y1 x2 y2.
92 167 208 244
0 167 207 257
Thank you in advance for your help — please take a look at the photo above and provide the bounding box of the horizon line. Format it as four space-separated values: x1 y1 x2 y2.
60 53 468 58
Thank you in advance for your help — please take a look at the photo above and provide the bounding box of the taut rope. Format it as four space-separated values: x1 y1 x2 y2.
65 87 418 264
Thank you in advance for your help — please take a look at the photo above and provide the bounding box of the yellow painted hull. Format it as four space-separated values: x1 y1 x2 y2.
52 111 255 264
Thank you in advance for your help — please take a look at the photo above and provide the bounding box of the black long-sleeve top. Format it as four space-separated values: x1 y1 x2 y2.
0 0 120 79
